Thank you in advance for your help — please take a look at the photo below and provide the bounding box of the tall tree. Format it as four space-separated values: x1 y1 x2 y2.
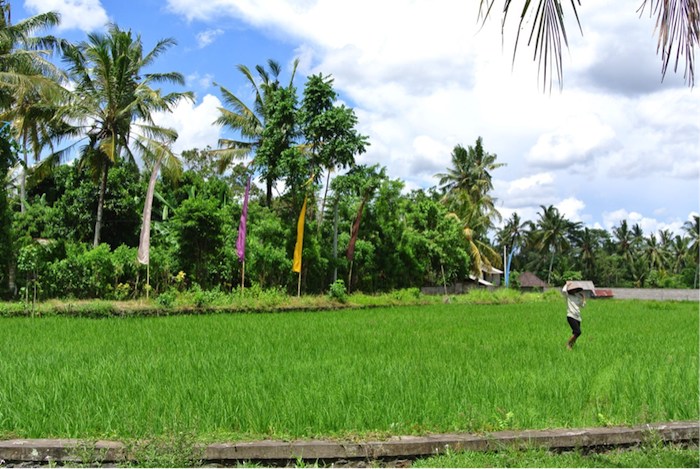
0 2 67 212
643 232 669 272
56 24 192 246
0 121 15 296
478 0 699 89
530 204 580 284
213 58 299 207
682 214 699 287
436 137 504 227
300 73 368 225
436 137 504 278
497 212 531 283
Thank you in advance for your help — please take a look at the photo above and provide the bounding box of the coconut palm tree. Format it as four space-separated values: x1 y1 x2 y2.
0 2 67 212
478 0 699 89
436 138 504 279
530 204 580 284
612 219 640 281
448 197 502 279
213 58 299 207
55 24 193 246
436 137 504 227
496 212 530 283
0 2 65 106
683 214 699 286
643 232 669 272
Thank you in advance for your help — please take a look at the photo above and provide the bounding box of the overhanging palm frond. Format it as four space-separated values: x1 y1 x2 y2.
639 0 699 87
480 0 698 89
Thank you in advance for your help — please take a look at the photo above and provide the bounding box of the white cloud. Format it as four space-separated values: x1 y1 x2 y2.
163 0 700 231
527 113 616 169
556 197 586 222
602 209 689 237
497 173 557 210
196 28 224 48
25 0 108 31
152 94 223 154
186 72 215 90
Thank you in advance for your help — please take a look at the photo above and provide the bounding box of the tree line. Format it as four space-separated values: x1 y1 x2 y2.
1 2 698 301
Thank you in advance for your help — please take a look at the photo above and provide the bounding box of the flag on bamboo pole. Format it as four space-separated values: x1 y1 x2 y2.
137 157 163 265
236 176 251 262
292 195 308 273
346 197 366 261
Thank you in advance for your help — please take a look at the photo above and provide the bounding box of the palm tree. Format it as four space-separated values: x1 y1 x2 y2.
213 58 299 207
0 2 67 212
574 227 608 282
478 0 699 89
436 138 504 279
0 2 64 105
496 212 529 283
530 204 580 284
448 198 502 279
498 212 528 252
56 24 193 246
436 137 504 226
683 214 699 287
643 232 669 272
669 235 690 274
612 219 639 281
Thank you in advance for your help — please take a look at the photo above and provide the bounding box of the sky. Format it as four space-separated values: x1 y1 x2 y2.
14 0 700 236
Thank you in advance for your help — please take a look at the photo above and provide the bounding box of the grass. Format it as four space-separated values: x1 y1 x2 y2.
412 442 700 468
0 299 697 443
0 286 553 318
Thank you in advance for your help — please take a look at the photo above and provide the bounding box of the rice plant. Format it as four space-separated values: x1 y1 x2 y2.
0 300 696 442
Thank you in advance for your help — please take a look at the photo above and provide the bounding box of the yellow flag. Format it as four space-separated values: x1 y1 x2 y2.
292 196 307 273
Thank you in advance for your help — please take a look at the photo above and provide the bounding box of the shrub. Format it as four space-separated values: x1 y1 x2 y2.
328 279 348 303
156 290 177 308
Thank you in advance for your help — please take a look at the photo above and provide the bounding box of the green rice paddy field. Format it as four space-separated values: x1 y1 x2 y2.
0 300 697 442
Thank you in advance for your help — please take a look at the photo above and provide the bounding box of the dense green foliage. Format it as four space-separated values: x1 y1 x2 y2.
0 300 696 441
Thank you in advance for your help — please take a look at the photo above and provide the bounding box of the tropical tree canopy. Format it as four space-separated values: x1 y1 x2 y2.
56 24 192 246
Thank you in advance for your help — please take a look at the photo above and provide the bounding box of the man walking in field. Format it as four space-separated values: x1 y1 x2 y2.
562 280 593 349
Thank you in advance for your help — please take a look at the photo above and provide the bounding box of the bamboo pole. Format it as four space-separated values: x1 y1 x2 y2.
297 270 302 297
241 260 246 296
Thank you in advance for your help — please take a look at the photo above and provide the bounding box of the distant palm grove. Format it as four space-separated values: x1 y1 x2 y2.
1 2 698 301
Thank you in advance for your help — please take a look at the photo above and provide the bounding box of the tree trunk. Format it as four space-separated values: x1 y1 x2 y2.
318 168 331 230
19 136 27 214
332 199 338 283
93 162 109 247
7 262 16 297
266 176 273 207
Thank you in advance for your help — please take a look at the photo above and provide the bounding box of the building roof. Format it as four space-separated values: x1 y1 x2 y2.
519 271 547 288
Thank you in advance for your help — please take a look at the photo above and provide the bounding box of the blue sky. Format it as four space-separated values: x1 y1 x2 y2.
14 0 700 236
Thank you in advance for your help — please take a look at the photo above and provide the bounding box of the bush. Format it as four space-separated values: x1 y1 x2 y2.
328 279 348 303
156 290 177 308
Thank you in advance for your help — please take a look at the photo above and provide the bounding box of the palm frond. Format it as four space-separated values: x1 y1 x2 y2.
639 0 699 87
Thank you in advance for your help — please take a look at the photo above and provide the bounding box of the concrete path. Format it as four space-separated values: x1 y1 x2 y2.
1 420 697 466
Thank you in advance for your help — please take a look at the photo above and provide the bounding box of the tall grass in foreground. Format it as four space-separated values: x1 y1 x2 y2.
0 300 697 441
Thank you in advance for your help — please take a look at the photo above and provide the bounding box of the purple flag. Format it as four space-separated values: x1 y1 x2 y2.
236 177 251 262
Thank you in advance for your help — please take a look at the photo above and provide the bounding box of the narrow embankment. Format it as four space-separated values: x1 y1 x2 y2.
1 421 697 466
